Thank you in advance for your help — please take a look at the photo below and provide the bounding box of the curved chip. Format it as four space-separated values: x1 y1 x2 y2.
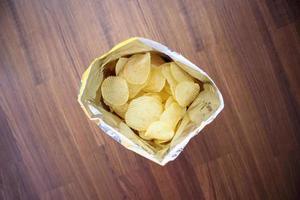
170 62 194 82
120 63 149 99
145 121 174 141
123 53 151 84
143 66 166 92
175 81 200 107
161 63 177 96
112 103 128 119
125 96 163 131
128 82 146 99
143 93 163 102
160 102 186 129
101 76 129 106
115 57 128 75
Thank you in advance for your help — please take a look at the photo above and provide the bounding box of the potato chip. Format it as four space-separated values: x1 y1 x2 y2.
151 53 165 66
123 53 151 84
145 121 174 141
175 81 200 107
143 66 166 92
170 62 193 82
161 63 177 85
143 93 163 102
112 103 128 119
161 63 177 95
125 96 163 131
188 85 220 123
128 82 146 99
165 96 175 109
101 76 129 106
118 60 148 99
115 57 128 75
160 102 186 129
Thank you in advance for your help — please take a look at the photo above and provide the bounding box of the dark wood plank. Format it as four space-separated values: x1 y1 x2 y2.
0 0 299 199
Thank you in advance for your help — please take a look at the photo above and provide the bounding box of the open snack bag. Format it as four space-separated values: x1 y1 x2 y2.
78 38 224 165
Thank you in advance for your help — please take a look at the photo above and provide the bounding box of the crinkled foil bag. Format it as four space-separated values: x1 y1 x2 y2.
78 37 224 165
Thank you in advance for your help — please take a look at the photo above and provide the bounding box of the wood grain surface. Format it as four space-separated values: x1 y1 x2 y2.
1 0 299 199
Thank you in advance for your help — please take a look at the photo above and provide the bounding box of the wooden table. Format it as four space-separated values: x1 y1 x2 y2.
1 0 299 199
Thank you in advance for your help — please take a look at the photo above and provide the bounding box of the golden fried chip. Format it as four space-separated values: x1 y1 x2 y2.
125 96 163 131
128 82 146 99
161 63 177 96
160 102 186 129
170 62 193 82
175 81 200 107
119 61 149 99
143 66 166 92
145 121 174 141
101 76 129 106
115 57 128 75
143 93 163 102
123 53 151 84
